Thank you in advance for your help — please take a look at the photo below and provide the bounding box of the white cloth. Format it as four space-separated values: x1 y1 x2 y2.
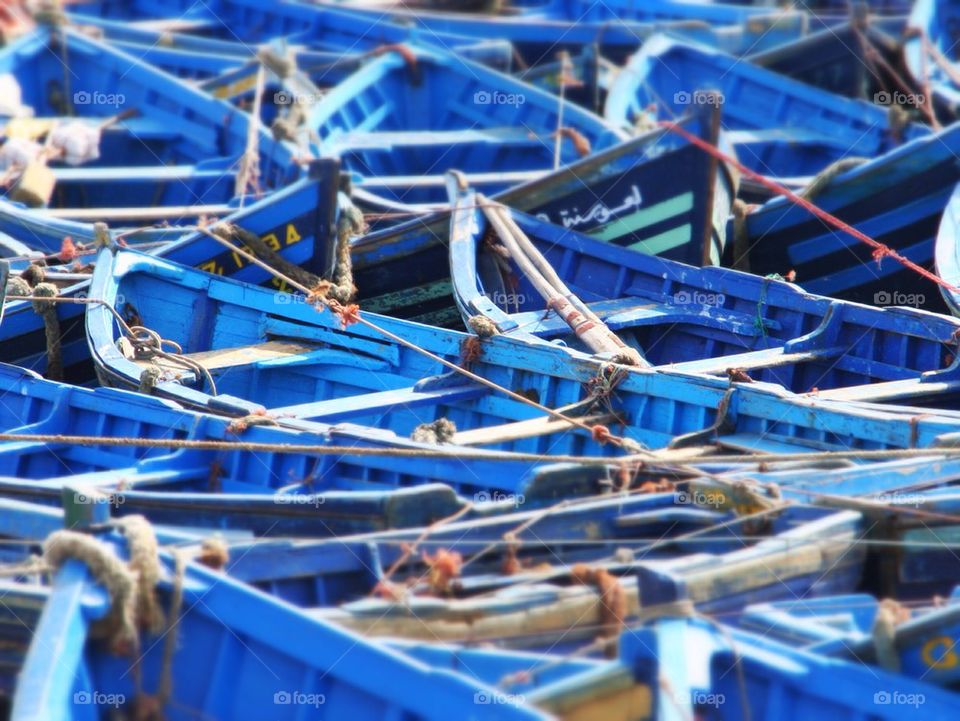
49 121 102 166
0 74 32 118
0 137 42 171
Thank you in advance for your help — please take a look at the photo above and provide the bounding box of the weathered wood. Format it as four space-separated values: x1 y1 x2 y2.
40 204 233 221
132 340 314 372
452 412 615 446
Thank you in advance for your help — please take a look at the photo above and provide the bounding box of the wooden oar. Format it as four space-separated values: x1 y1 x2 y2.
480 196 648 367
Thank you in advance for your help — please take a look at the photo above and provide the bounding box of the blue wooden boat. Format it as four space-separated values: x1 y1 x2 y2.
741 589 960 687
297 45 627 211
0 488 869 654
935 182 960 315
0 362 584 537
0 27 298 223
0 160 341 382
605 33 928 179
738 122 960 314
312 1 813 65
611 617 960 721
749 15 910 101
67 0 505 55
352 110 737 323
905 0 960 116
69 8 513 85
1 523 546 721
85 245 960 456
448 186 960 402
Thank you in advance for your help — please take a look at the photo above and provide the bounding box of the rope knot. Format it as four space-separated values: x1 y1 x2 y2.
586 363 627 399
22 263 45 287
872 246 892 264
43 530 139 653
6 275 31 297
411 418 457 445
591 424 612 444
58 236 79 262
227 411 278 435
138 366 162 394
30 281 58 313
467 315 499 338
115 516 165 635
421 548 461 595
334 302 361 329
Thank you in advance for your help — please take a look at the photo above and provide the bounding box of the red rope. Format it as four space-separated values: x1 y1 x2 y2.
658 120 960 297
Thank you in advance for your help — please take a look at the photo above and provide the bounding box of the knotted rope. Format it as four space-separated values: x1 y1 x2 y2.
43 531 139 652
31 281 62 381
121 325 218 395
411 418 457 444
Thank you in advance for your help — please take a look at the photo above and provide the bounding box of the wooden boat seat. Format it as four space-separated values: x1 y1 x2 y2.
725 127 855 150
50 165 233 182
128 18 216 33
12 116 191 141
273 384 488 423
507 298 780 340
814 378 960 403
333 127 540 150
603 300 777 337
42 204 234 221
716 433 825 455
669 345 846 375
131 341 315 373
451 411 616 446
356 169 546 189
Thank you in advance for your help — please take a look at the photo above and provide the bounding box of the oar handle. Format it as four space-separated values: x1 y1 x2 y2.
98 108 140 130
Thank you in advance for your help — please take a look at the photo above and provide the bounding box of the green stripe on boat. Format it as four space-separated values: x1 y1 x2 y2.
590 192 694 243
627 224 693 255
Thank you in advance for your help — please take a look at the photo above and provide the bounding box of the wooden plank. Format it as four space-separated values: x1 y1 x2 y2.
714 433 818 455
356 169 547 189
451 412 615 446
276 384 487 423
336 127 539 149
815 378 960 403
129 18 215 32
51 165 230 182
39 204 234 221
669 345 844 375
132 341 315 372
